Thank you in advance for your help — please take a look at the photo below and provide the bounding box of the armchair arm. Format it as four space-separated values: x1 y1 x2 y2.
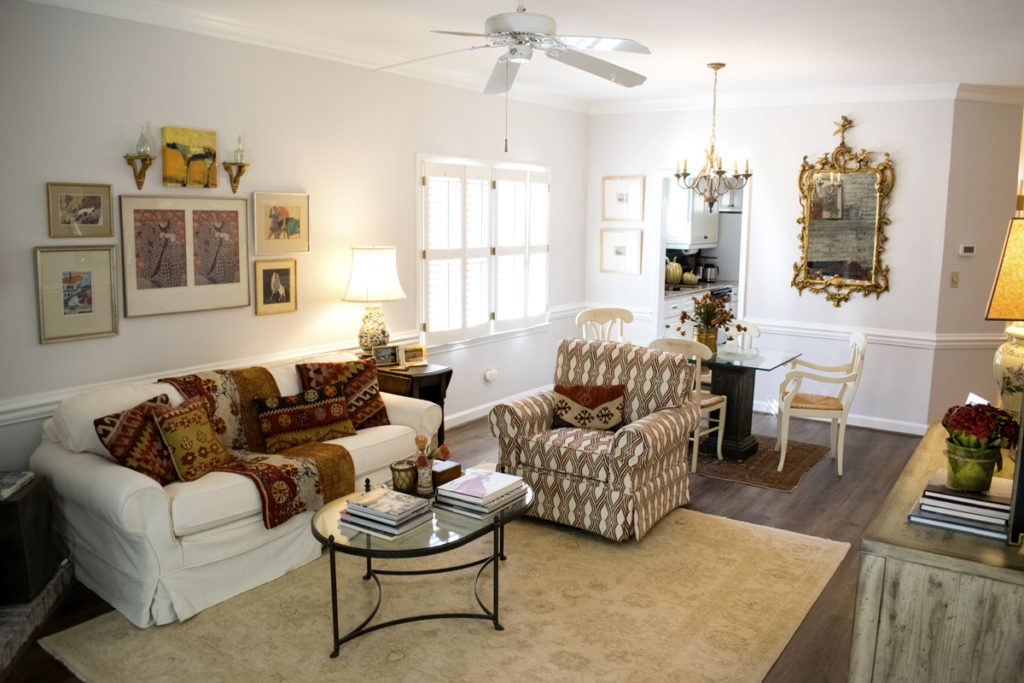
488 391 557 440
611 402 701 470
779 369 858 405
790 357 850 373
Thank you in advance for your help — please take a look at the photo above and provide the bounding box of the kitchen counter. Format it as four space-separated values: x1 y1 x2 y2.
664 280 738 301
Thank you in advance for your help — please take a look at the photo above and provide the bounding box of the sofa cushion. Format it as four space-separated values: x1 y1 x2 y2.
552 384 624 431
53 380 185 457
93 394 178 485
295 359 390 429
253 382 357 454
154 397 233 482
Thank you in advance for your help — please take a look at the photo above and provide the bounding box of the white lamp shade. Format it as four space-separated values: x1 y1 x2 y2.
342 246 407 303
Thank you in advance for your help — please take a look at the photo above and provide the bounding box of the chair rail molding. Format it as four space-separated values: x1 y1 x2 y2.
752 318 1003 350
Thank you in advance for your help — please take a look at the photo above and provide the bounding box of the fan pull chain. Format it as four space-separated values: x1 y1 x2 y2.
504 60 510 153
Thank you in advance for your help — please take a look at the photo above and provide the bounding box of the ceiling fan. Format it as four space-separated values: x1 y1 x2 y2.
377 2 650 95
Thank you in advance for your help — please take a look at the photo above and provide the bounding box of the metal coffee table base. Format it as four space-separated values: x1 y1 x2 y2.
327 522 507 657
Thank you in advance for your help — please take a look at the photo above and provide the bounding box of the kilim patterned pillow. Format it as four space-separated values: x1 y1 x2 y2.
552 384 625 431
295 358 390 429
93 394 177 485
253 381 357 454
153 396 233 482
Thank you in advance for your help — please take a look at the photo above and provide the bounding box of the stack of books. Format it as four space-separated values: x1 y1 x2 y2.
434 469 527 519
338 488 433 539
907 469 1012 540
0 471 35 500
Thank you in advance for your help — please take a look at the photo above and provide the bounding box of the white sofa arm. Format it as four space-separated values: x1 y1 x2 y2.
29 434 182 567
380 392 443 440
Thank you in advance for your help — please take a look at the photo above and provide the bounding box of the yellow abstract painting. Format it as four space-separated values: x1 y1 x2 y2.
162 126 217 188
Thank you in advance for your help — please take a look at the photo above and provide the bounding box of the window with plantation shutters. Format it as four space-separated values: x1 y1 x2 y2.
419 158 549 345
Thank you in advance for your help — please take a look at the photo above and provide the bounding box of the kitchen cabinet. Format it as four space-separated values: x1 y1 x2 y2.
662 176 719 249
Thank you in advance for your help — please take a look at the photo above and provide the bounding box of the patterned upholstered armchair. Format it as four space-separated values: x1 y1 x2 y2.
489 338 701 541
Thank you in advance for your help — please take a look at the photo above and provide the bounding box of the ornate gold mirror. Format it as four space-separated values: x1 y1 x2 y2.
793 116 894 306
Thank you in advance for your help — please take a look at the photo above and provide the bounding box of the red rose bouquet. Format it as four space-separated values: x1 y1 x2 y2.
941 403 1019 451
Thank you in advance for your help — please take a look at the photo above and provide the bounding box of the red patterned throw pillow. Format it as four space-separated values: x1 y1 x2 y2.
153 396 233 481
93 394 177 485
295 359 390 429
253 381 357 454
552 384 625 431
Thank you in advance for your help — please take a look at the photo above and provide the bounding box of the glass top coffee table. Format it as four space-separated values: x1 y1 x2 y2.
311 483 534 657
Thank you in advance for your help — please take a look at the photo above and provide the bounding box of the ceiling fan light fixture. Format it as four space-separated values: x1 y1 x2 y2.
508 44 533 63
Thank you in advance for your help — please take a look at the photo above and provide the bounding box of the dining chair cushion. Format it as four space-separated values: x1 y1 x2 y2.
786 392 845 412
551 384 624 431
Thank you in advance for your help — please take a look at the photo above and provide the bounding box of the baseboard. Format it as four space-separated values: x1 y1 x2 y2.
446 384 554 429
752 399 928 436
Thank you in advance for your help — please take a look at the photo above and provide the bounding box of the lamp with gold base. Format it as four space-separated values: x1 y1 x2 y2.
985 217 1024 546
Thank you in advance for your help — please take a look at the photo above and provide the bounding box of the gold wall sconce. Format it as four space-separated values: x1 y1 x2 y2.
124 124 154 190
222 134 249 194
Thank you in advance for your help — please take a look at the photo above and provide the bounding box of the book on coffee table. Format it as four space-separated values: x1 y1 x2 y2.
436 469 523 505
435 482 528 516
339 507 433 539
345 488 430 524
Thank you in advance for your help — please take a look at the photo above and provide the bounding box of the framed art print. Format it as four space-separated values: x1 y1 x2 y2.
254 258 297 315
600 228 643 274
120 195 249 317
35 245 117 343
602 176 645 222
253 192 310 254
47 183 113 238
161 126 217 188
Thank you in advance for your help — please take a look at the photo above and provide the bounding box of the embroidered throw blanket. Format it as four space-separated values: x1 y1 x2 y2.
160 367 355 529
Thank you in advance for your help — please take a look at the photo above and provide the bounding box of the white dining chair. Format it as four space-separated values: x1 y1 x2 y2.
776 332 867 475
649 337 726 469
576 307 634 342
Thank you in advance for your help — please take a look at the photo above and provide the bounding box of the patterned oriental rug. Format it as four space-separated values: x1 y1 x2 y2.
695 435 831 492
40 510 848 682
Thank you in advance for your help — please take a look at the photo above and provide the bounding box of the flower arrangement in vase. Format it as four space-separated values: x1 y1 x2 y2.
676 292 743 350
941 403 1019 492
412 434 450 496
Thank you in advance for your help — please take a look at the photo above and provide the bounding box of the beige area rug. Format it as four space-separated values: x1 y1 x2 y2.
696 435 830 492
41 510 848 683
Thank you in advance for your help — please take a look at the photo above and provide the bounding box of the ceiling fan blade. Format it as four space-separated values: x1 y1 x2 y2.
431 30 490 38
555 36 650 54
546 47 646 87
483 55 521 95
375 44 494 71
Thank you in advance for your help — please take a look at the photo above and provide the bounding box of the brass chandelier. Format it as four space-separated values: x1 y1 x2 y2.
675 63 752 211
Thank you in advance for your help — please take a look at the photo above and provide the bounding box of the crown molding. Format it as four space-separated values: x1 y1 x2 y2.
954 84 1024 105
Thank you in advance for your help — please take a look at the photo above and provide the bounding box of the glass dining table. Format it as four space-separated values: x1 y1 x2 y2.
702 346 802 461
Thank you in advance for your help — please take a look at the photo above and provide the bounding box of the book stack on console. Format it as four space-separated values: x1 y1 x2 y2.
434 469 527 519
907 469 1012 541
338 488 433 539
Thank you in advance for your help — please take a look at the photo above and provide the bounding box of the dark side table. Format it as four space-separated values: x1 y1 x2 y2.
0 475 64 605
377 363 453 444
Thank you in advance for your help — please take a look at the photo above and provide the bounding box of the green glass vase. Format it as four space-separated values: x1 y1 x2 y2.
945 441 1001 492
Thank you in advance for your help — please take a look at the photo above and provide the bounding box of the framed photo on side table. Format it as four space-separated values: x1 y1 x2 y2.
47 183 113 238
253 192 310 254
404 344 428 366
120 195 250 317
600 228 643 274
254 259 297 315
601 176 645 222
35 245 118 343
372 344 404 368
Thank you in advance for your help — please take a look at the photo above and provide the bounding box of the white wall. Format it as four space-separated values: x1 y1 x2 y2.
0 1 587 469
587 96 1021 434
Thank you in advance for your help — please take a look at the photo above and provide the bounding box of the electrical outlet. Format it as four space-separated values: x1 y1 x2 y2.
950 271 959 288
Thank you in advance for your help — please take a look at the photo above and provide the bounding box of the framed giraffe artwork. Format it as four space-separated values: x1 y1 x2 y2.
119 195 250 317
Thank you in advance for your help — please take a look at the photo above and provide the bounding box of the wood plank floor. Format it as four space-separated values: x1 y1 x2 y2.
1 414 919 682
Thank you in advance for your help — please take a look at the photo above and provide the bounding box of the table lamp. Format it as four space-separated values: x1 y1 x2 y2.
984 217 1024 546
342 246 406 355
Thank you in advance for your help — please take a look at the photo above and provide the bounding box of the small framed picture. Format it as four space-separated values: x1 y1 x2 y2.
372 344 403 368
254 258 297 316
602 176 645 222
47 183 113 238
600 228 643 274
253 192 310 254
404 344 427 366
35 245 118 343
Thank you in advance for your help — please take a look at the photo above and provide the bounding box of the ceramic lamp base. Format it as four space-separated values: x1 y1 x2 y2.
358 303 390 355
993 322 1024 422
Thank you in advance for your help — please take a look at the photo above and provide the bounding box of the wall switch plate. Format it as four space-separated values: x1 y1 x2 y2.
959 244 976 256
950 271 960 288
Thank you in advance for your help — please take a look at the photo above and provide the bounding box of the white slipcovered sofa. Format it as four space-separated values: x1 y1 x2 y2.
29 350 441 627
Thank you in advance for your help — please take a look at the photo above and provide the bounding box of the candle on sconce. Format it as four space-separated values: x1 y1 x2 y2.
683 159 688 174
744 159 749 174
733 161 738 175
676 161 680 175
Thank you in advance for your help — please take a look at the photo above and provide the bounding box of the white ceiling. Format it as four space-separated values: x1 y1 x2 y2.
34 0 1024 112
